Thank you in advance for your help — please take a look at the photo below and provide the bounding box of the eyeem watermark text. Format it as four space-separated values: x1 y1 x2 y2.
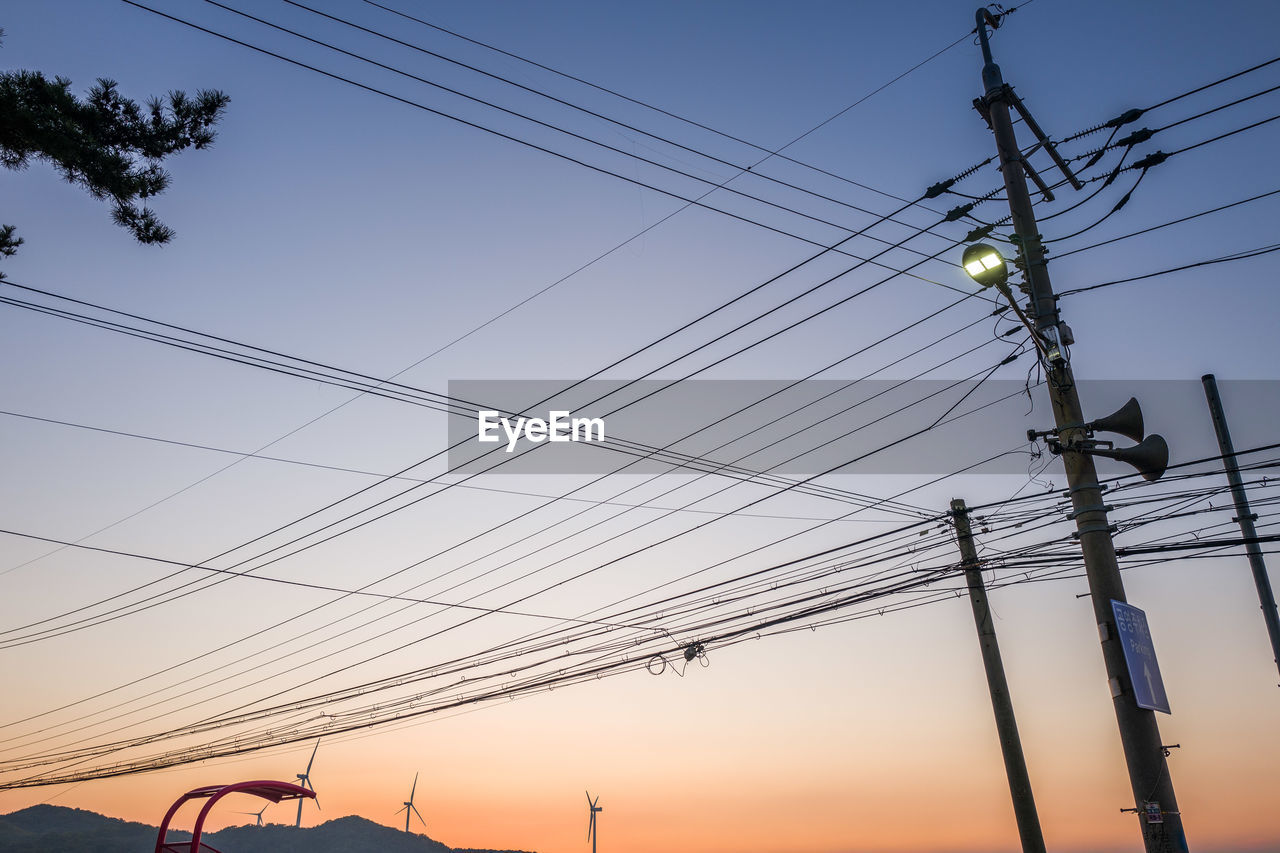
450 379 1277 475
478 410 606 452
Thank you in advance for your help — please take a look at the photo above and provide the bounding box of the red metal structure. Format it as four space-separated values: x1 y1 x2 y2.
154 780 315 853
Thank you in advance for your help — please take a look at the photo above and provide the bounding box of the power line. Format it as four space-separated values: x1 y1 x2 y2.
40 4 1269 666
1059 242 1280 296
0 371 1033 758
359 0 964 212
0 298 998 737
1052 186 1280 258
120 0 981 287
1060 53 1280 143
6 468 1274 784
0 408 907 525
0 343 1024 747
0 528 654 628
15 0 1274 778
0 166 994 645
265 0 960 242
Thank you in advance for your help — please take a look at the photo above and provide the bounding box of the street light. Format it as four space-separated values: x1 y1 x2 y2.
962 242 1066 364
961 243 1009 290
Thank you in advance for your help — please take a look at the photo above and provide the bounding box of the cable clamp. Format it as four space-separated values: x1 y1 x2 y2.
924 178 956 199
1067 503 1112 520
1063 483 1108 497
1105 107 1145 128
1116 127 1154 147
965 223 996 243
1131 150 1169 170
1072 522 1117 538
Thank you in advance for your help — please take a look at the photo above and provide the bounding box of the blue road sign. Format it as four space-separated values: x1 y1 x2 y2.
1111 600 1171 714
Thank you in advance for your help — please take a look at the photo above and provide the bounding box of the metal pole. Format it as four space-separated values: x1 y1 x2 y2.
951 498 1047 853
1201 374 1280 681
972 11 1187 851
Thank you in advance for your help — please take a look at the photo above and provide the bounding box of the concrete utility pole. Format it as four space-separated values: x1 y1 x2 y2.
1201 374 1280 681
950 498 1047 853
971 10 1188 851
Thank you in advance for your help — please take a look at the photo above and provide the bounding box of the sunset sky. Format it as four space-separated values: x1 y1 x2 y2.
2 2 1280 852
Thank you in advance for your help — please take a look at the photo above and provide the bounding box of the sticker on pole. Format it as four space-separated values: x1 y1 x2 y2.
1111 600 1171 714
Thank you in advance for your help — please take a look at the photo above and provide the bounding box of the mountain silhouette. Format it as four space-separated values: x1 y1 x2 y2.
0 805 535 853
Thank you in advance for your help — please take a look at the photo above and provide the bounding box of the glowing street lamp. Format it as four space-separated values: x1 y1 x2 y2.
961 243 1009 290
961 242 1065 364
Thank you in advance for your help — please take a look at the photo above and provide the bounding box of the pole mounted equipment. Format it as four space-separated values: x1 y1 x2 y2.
1028 397 1170 482
1086 435 1170 482
962 242 1061 362
962 243 1010 288
1088 397 1145 442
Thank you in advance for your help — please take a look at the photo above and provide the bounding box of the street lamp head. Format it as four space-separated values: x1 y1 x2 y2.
962 243 1009 290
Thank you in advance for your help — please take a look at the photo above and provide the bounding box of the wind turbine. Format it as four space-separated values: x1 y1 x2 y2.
586 791 603 853
295 739 321 828
236 805 269 826
395 771 426 833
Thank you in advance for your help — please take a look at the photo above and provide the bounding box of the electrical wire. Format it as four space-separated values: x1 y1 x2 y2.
119 0 981 288
359 0 964 213
1058 242 1280 296
5 13 1274 788
1052 186 1280 259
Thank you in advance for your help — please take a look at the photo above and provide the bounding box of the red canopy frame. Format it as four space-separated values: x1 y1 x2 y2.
154 780 315 853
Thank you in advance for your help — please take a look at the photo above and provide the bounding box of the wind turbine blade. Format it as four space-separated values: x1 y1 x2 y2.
409 771 418 801
586 790 593 807
587 811 595 841
312 796 321 812
305 739 320 775
395 805 407 816
412 804 425 825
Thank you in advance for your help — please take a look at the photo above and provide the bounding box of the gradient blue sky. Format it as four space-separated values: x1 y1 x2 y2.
2 2 1279 851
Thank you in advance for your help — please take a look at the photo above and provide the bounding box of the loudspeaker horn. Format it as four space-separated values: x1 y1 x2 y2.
1087 396 1145 442
1089 434 1169 482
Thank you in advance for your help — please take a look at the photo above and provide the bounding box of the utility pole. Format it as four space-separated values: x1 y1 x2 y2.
1201 374 1280 681
971 11 1187 851
951 498 1046 853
